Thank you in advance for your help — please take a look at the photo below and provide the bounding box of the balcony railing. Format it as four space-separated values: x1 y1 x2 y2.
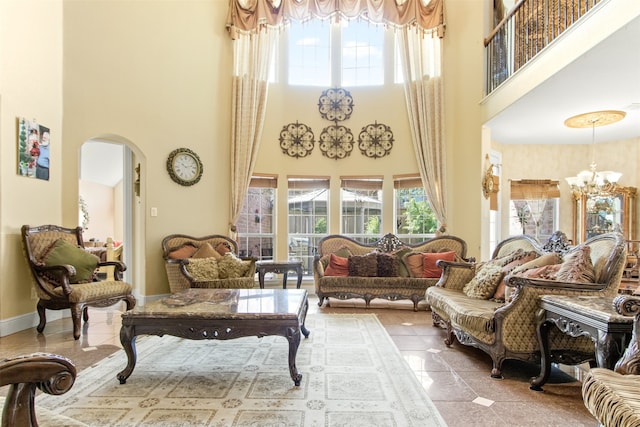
485 0 603 95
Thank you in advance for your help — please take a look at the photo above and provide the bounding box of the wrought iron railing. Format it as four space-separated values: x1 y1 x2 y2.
485 0 603 95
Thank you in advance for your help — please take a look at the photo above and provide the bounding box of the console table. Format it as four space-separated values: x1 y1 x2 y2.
530 295 634 391
256 260 303 289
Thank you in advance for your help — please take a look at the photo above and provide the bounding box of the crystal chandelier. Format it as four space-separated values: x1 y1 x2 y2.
564 110 626 198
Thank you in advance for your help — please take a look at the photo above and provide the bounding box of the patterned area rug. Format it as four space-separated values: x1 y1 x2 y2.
39 314 446 426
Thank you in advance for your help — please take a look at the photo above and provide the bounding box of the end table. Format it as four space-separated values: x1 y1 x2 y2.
256 260 304 289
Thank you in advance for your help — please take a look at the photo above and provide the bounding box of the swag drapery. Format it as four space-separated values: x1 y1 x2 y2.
226 0 448 237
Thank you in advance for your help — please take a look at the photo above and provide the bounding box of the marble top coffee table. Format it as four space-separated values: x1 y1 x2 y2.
117 288 310 385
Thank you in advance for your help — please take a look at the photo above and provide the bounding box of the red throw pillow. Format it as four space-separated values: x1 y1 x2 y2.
422 251 456 278
324 253 350 277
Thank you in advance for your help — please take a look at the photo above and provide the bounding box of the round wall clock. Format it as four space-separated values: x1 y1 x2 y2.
319 125 354 159
279 121 315 158
318 88 354 122
358 122 394 159
166 148 203 186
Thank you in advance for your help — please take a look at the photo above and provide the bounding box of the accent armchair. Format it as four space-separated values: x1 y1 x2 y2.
21 224 136 340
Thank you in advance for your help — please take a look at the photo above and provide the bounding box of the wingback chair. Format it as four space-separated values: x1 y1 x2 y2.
21 224 136 340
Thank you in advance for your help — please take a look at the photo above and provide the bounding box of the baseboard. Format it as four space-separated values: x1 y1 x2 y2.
0 310 65 338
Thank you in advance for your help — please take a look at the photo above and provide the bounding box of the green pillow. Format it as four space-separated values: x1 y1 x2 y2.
43 239 99 284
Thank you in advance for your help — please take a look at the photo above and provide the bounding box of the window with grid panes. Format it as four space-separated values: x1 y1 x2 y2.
236 176 276 260
393 175 437 244
340 177 382 243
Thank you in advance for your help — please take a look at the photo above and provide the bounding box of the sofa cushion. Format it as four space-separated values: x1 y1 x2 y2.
348 252 378 277
167 243 198 260
185 257 220 281
192 242 222 259
391 247 412 277
492 251 540 301
463 263 504 299
42 239 99 284
324 253 350 276
426 286 503 335
217 254 252 279
510 252 562 276
422 251 456 278
377 252 399 277
556 245 595 283
320 246 353 270
403 252 424 278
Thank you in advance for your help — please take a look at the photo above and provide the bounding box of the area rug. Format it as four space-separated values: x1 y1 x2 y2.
38 314 446 427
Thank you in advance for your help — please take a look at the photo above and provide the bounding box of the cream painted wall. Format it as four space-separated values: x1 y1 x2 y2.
496 138 640 242
79 180 116 242
61 0 232 297
0 0 63 323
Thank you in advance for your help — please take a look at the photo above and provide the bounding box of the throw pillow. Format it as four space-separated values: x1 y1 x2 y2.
463 263 504 299
217 254 251 279
402 252 424 278
422 251 456 278
492 251 540 301
192 242 222 260
42 238 99 284
320 246 353 270
167 243 198 260
391 247 412 277
348 252 378 277
185 257 219 281
556 245 596 283
509 252 563 276
324 253 350 277
377 252 399 277
215 241 233 256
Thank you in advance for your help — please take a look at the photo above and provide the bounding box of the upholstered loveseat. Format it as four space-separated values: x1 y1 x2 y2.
582 293 640 427
161 234 256 293
425 232 627 378
313 233 471 311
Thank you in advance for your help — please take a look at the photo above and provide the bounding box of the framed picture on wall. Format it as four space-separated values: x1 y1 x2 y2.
17 118 50 180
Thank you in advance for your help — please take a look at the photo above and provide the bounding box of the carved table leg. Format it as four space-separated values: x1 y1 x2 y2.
295 266 303 289
282 271 288 289
286 326 302 386
596 330 625 369
530 319 553 391
117 325 137 384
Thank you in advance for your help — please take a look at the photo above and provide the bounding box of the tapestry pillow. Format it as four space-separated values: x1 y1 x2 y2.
192 242 222 260
463 263 504 299
422 251 456 278
503 263 563 302
348 252 378 277
509 252 563 276
185 257 219 281
556 245 596 283
377 252 399 277
167 243 198 260
402 252 424 278
42 238 99 284
492 251 540 301
391 247 412 277
324 253 350 277
215 241 233 256
217 254 251 279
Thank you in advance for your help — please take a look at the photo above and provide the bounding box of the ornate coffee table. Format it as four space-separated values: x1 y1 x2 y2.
117 288 310 386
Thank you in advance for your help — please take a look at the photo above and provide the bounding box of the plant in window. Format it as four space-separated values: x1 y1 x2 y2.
401 199 437 234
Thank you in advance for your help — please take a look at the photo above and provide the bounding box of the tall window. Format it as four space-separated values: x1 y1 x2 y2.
288 177 330 274
509 180 560 242
236 176 276 260
341 177 382 243
394 175 437 244
288 19 385 87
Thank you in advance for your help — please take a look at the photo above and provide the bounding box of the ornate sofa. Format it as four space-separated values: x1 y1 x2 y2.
162 234 257 293
425 232 627 378
313 233 471 311
582 294 640 427
0 353 87 426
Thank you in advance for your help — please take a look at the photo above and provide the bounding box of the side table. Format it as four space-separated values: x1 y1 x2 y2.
530 295 634 391
256 260 303 289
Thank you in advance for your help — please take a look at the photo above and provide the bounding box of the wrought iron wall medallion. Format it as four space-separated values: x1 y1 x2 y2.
319 124 354 159
278 121 315 158
357 121 394 159
318 88 354 122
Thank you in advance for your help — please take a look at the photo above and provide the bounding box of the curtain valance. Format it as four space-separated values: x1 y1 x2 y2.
226 0 445 36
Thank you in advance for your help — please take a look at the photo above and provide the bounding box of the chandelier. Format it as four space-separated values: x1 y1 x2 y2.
564 110 626 198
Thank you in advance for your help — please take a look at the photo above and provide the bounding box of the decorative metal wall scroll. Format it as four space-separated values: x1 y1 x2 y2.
318 87 354 122
279 121 315 158
357 121 394 159
318 124 354 160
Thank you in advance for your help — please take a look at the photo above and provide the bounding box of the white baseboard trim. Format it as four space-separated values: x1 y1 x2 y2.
0 310 66 338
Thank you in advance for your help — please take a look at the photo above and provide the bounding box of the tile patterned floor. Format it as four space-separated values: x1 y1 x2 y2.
0 282 598 426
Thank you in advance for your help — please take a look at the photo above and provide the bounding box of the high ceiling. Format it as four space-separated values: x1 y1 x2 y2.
486 14 640 146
